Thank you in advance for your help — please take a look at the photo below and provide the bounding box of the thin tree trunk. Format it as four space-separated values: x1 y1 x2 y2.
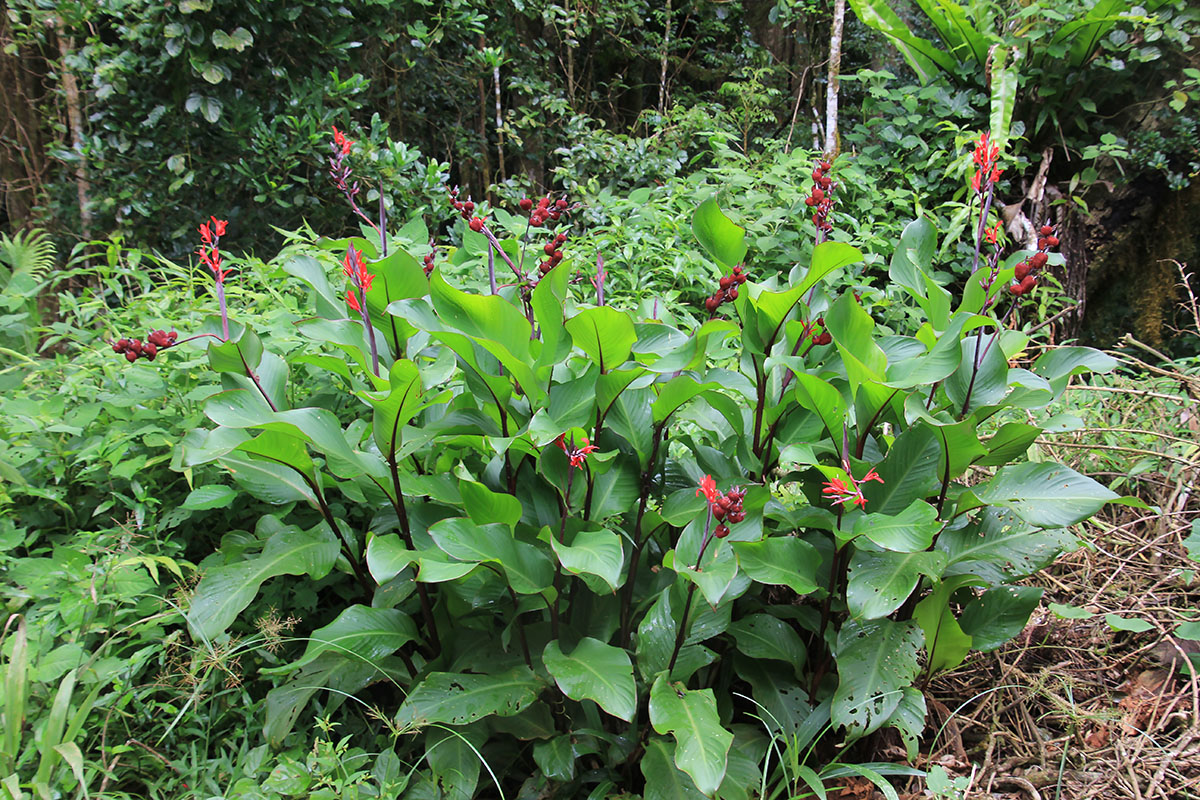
55 19 90 238
824 0 846 157
0 13 46 229
493 62 506 185
658 0 672 113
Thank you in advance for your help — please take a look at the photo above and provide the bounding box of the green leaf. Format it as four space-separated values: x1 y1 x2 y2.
187 520 339 641
211 26 253 51
728 614 807 676
889 687 928 763
833 619 923 738
844 0 958 82
207 322 262 375
181 484 237 510
852 500 941 552
826 292 887 398
888 218 936 300
978 422 1042 466
732 537 820 595
846 549 947 620
395 667 542 728
365 534 411 584
989 46 1020 151
565 306 636 372
424 728 482 800
288 605 417 670
692 198 747 269
1032 346 1119 397
429 518 554 594
974 462 1118 527
959 585 1043 651
264 653 379 746
1105 614 1154 633
641 738 707 800
460 479 522 527
649 674 733 796
914 577 978 675
1049 602 1094 620
549 527 624 591
533 735 576 782
543 638 636 722
939 507 1078 582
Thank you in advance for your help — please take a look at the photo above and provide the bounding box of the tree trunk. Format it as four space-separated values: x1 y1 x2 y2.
55 19 91 239
0 13 47 230
824 0 846 157
658 0 672 113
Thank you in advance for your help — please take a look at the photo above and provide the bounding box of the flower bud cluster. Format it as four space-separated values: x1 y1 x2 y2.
112 329 177 362
328 126 359 198
805 160 836 234
705 265 747 314
448 187 486 232
423 245 437 277
1008 224 1058 297
710 487 746 539
521 195 569 228
539 232 569 275
810 317 832 346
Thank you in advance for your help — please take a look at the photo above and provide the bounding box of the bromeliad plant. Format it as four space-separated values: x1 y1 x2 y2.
139 131 1124 797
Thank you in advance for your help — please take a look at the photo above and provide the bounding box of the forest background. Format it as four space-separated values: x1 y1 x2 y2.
2 0 1200 798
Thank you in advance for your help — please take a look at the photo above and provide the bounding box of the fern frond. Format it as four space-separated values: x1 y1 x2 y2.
0 229 56 288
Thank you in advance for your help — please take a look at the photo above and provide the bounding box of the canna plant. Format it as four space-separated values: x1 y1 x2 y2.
128 129 1126 797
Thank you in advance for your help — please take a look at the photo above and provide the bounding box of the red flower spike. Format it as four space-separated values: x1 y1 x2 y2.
347 289 360 311
210 217 227 237
822 468 884 508
697 475 720 504
556 434 598 469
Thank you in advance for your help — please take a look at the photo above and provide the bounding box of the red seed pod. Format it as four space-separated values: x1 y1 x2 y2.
548 210 561 221
727 509 745 524
1039 225 1052 236
728 287 739 300
464 201 475 213
555 233 567 244
168 331 178 342
1008 282 1024 295
540 261 552 274
143 342 158 359
732 265 743 274
556 198 568 210
819 160 832 171
714 523 730 539
549 251 563 266
1029 252 1048 269
1019 275 1038 293
736 273 747 284
811 187 825 203
125 350 138 362
812 170 823 181
112 341 123 353
1037 238 1048 250
544 242 556 255
705 296 720 312
719 275 733 290
804 196 817 207
1046 236 1059 248
130 339 142 352
469 217 484 232
519 198 533 211
1014 261 1032 280
713 505 727 520
538 196 550 208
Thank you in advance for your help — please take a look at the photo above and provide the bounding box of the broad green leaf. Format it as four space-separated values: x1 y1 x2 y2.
959 585 1043 651
636 587 677 681
395 666 542 728
832 619 923 738
1032 346 1119 397
989 46 1020 151
652 375 720 424
181 485 238 510
289 605 417 670
206 322 262 374
846 549 947 620
669 545 739 607
889 687 928 762
543 638 636 722
565 306 636 372
641 738 707 800
852 500 941 552
532 261 573 370
794 372 848 443
978 422 1041 466
1105 614 1155 633
365 534 411 584
826 292 887 397
187 520 339 640
737 657 820 738
860 425 942 515
844 0 958 82
728 614 807 675
368 359 426 459
364 248 427 354
283 254 342 320
974 462 1118 528
943 334 1009 413
219 452 317 505
939 507 1078 583
424 727 482 800
429 518 553 594
649 674 733 796
888 217 936 299
549 527 623 591
533 735 576 783
460 479 522 527
732 537 820 595
913 576 980 674
692 198 747 269
264 653 382 746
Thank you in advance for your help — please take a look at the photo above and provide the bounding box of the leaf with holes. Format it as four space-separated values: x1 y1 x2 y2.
727 614 807 676
832 619 923 739
846 549 946 620
395 667 542 728
959 585 1043 651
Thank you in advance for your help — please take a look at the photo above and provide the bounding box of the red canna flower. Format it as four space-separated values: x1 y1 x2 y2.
971 132 1002 195
346 289 361 312
342 244 374 309
697 474 720 504
822 467 883 509
555 434 598 469
332 126 354 156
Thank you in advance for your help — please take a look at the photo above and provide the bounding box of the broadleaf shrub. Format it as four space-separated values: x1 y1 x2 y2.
132 130 1122 796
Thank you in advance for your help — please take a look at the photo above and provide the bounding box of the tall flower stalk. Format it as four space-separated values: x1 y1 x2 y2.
197 217 230 340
